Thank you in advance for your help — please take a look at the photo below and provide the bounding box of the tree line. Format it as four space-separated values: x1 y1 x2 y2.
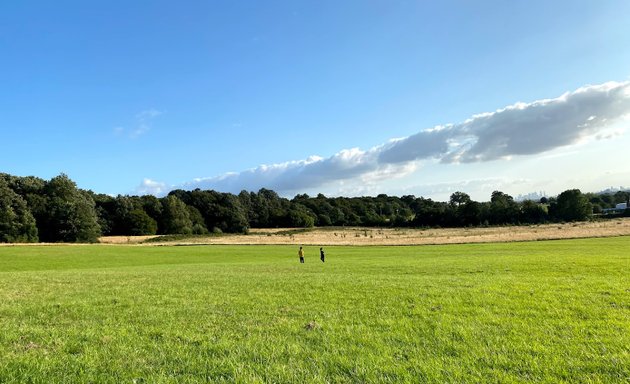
1 172 629 243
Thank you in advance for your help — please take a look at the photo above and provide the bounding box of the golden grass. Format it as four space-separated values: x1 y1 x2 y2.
98 235 160 244
106 218 630 246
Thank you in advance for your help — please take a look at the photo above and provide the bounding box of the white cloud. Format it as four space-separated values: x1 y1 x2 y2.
115 109 163 139
135 178 169 196
142 81 630 196
382 81 630 164
448 81 630 162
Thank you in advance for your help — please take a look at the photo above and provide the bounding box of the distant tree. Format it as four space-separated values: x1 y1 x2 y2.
552 189 592 222
450 191 471 207
252 188 288 228
459 200 482 226
614 191 630 206
186 205 209 234
111 195 142 235
238 190 256 226
187 189 248 233
92 193 116 235
410 198 449 227
520 200 548 224
0 179 38 243
126 209 158 235
140 195 163 222
42 174 101 242
489 191 519 225
286 204 316 228
600 193 614 207
160 195 193 234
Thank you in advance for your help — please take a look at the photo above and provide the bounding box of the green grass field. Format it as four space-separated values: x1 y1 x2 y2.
1 238 629 383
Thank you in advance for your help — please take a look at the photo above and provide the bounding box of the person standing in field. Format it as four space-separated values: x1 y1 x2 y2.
298 246 304 263
320 247 325 263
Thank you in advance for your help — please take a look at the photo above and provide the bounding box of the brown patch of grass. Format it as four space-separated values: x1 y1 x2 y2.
128 218 630 246
304 321 320 331
98 235 160 244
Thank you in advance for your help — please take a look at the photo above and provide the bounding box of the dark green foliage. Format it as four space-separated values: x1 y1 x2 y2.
140 195 163 222
489 191 520 225
160 195 193 234
520 200 548 223
449 191 471 206
126 209 158 235
92 193 115 235
37 174 101 243
0 172 623 242
187 206 209 234
0 178 38 242
614 190 630 206
287 205 316 228
551 189 592 222
178 189 248 233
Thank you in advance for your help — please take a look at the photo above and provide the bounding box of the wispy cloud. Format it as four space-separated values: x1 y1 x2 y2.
140 81 630 196
135 178 169 196
114 109 163 139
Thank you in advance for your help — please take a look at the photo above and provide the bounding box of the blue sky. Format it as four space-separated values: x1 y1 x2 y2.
2 1 630 201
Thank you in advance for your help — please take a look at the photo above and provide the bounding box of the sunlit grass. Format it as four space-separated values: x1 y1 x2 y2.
1 238 629 383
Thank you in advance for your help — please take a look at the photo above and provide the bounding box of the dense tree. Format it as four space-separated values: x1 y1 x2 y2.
160 195 193 234
92 193 116 235
126 209 158 235
0 179 38 242
450 192 471 207
286 204 316 228
614 191 630 206
520 200 548 224
410 198 451 227
140 195 163 222
112 195 142 235
0 172 622 243
184 189 248 233
186 205 209 234
489 191 520 225
551 189 592 222
458 200 482 226
40 174 101 242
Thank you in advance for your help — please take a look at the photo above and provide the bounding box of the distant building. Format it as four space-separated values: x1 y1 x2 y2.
602 203 628 215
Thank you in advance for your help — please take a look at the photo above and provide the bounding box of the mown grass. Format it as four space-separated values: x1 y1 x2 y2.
0 238 629 383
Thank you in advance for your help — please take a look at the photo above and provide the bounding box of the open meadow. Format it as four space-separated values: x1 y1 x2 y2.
99 218 630 246
1 237 629 383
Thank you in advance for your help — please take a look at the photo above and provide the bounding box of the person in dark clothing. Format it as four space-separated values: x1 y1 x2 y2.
320 247 325 263
298 246 304 263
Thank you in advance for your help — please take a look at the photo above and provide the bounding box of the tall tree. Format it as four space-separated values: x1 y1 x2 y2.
42 174 101 242
450 191 471 207
520 200 548 224
160 195 193 234
552 189 592 222
489 191 519 225
126 209 158 235
0 178 38 243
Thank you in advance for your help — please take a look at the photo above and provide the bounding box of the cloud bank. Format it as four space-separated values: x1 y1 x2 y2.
143 81 630 196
